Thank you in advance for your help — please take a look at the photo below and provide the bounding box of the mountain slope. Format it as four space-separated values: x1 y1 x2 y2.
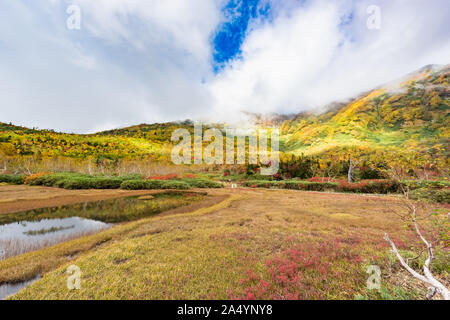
0 65 448 169
280 65 449 164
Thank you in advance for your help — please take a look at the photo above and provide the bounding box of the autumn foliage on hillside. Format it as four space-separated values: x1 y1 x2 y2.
0 65 448 177
280 65 449 174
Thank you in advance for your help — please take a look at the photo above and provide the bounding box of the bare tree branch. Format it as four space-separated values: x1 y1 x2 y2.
383 189 450 300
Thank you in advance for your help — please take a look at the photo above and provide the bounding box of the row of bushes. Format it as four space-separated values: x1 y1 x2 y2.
336 180 401 194
404 180 450 189
242 179 450 202
0 174 24 185
120 178 222 190
284 181 339 191
0 172 223 190
241 180 338 191
1 173 446 199
25 173 142 189
120 180 190 190
181 179 223 189
242 179 403 194
55 177 125 189
410 188 450 204
241 181 280 188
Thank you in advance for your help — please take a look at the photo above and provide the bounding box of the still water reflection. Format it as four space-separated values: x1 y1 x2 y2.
0 217 111 259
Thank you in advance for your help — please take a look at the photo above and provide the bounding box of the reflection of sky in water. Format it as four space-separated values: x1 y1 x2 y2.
0 274 40 300
0 217 112 259
0 217 110 241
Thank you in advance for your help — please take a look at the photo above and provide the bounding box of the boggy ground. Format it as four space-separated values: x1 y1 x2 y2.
1 186 448 300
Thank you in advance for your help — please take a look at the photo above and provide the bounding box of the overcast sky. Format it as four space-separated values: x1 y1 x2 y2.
0 0 449 133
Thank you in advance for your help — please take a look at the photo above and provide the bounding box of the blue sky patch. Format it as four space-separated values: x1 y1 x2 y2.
212 0 271 72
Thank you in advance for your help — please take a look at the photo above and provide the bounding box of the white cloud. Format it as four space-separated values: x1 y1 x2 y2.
0 0 223 132
206 0 450 121
0 0 448 132
72 0 222 61
207 1 343 120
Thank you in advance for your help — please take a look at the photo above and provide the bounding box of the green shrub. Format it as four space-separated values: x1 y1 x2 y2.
404 180 450 190
305 182 337 191
241 180 285 188
242 180 284 188
161 181 191 190
27 173 90 187
182 179 223 188
26 174 56 186
365 180 401 194
241 180 274 188
0 174 24 184
283 181 337 191
120 180 165 190
56 178 93 189
240 177 447 197
337 180 400 194
255 181 281 188
241 181 254 187
410 188 450 203
283 181 303 190
245 174 274 181
89 178 123 189
118 174 143 181
242 178 399 194
120 180 146 190
25 172 141 190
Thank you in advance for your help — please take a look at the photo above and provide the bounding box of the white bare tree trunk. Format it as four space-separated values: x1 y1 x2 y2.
348 157 353 183
0 161 6 173
384 204 449 300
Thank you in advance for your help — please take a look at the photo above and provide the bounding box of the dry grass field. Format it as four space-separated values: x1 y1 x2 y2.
1 186 448 300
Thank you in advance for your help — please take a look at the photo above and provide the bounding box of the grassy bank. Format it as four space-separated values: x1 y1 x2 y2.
0 193 236 286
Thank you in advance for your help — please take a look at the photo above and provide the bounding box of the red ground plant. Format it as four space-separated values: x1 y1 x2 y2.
148 173 179 180
229 235 369 300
